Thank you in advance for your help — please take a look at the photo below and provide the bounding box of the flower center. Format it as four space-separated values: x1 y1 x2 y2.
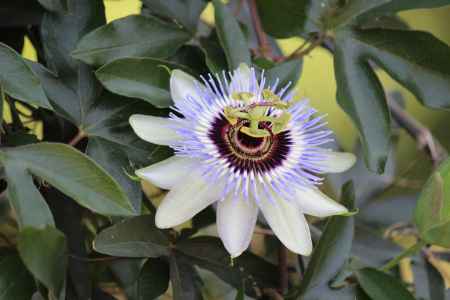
209 115 292 174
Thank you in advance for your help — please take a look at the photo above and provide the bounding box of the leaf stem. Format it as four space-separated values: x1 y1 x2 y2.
247 0 272 58
388 94 448 167
380 239 427 272
68 130 86 146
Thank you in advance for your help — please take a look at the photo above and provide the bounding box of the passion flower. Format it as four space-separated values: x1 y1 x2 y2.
129 64 356 257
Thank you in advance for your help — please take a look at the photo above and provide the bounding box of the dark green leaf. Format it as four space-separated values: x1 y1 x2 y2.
0 1 44 27
234 283 244 300
298 182 355 299
136 258 170 300
255 0 320 38
72 15 191 66
170 253 203 300
200 33 228 74
17 226 67 298
96 58 176 108
415 157 450 247
40 0 106 124
0 143 135 217
212 0 251 69
328 141 396 206
142 0 207 33
353 29 450 109
93 215 170 257
168 45 210 77
2 159 55 229
264 59 303 90
356 267 415 300
38 0 68 13
334 29 391 173
358 0 450 24
255 0 386 37
86 137 142 213
176 236 278 297
0 255 35 300
0 43 52 109
26 61 79 124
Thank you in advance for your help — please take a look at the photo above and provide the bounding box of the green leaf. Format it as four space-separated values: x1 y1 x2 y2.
169 253 204 300
86 137 144 213
234 283 244 300
17 226 67 298
297 182 355 299
0 255 35 300
142 0 207 33
96 58 177 108
356 267 415 300
72 15 191 66
0 143 135 217
212 0 251 70
358 0 450 24
37 0 68 13
200 33 228 74
40 0 106 124
415 157 450 247
334 29 391 173
264 59 303 91
176 236 278 297
0 43 52 109
136 258 170 299
351 29 450 109
255 0 320 38
93 215 170 257
2 159 55 229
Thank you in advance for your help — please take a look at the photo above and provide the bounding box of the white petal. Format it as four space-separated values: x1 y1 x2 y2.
231 63 252 93
136 156 197 190
320 151 356 173
294 187 348 218
129 114 179 146
170 69 202 107
217 195 258 257
155 170 224 228
257 190 312 255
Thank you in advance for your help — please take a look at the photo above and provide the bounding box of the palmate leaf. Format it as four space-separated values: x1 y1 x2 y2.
170 253 204 300
415 157 450 247
0 43 52 110
142 0 207 34
37 0 68 13
212 0 251 70
17 226 67 298
255 0 450 38
0 255 35 300
40 0 106 125
297 182 355 299
176 236 278 298
72 15 191 66
93 215 170 258
334 29 391 173
356 268 415 300
95 57 179 108
0 143 136 223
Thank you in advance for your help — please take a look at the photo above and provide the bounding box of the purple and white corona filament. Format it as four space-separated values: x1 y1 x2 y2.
130 64 356 257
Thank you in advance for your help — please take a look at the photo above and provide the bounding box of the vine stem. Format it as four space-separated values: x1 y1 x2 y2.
68 130 86 146
380 239 427 271
278 244 289 294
